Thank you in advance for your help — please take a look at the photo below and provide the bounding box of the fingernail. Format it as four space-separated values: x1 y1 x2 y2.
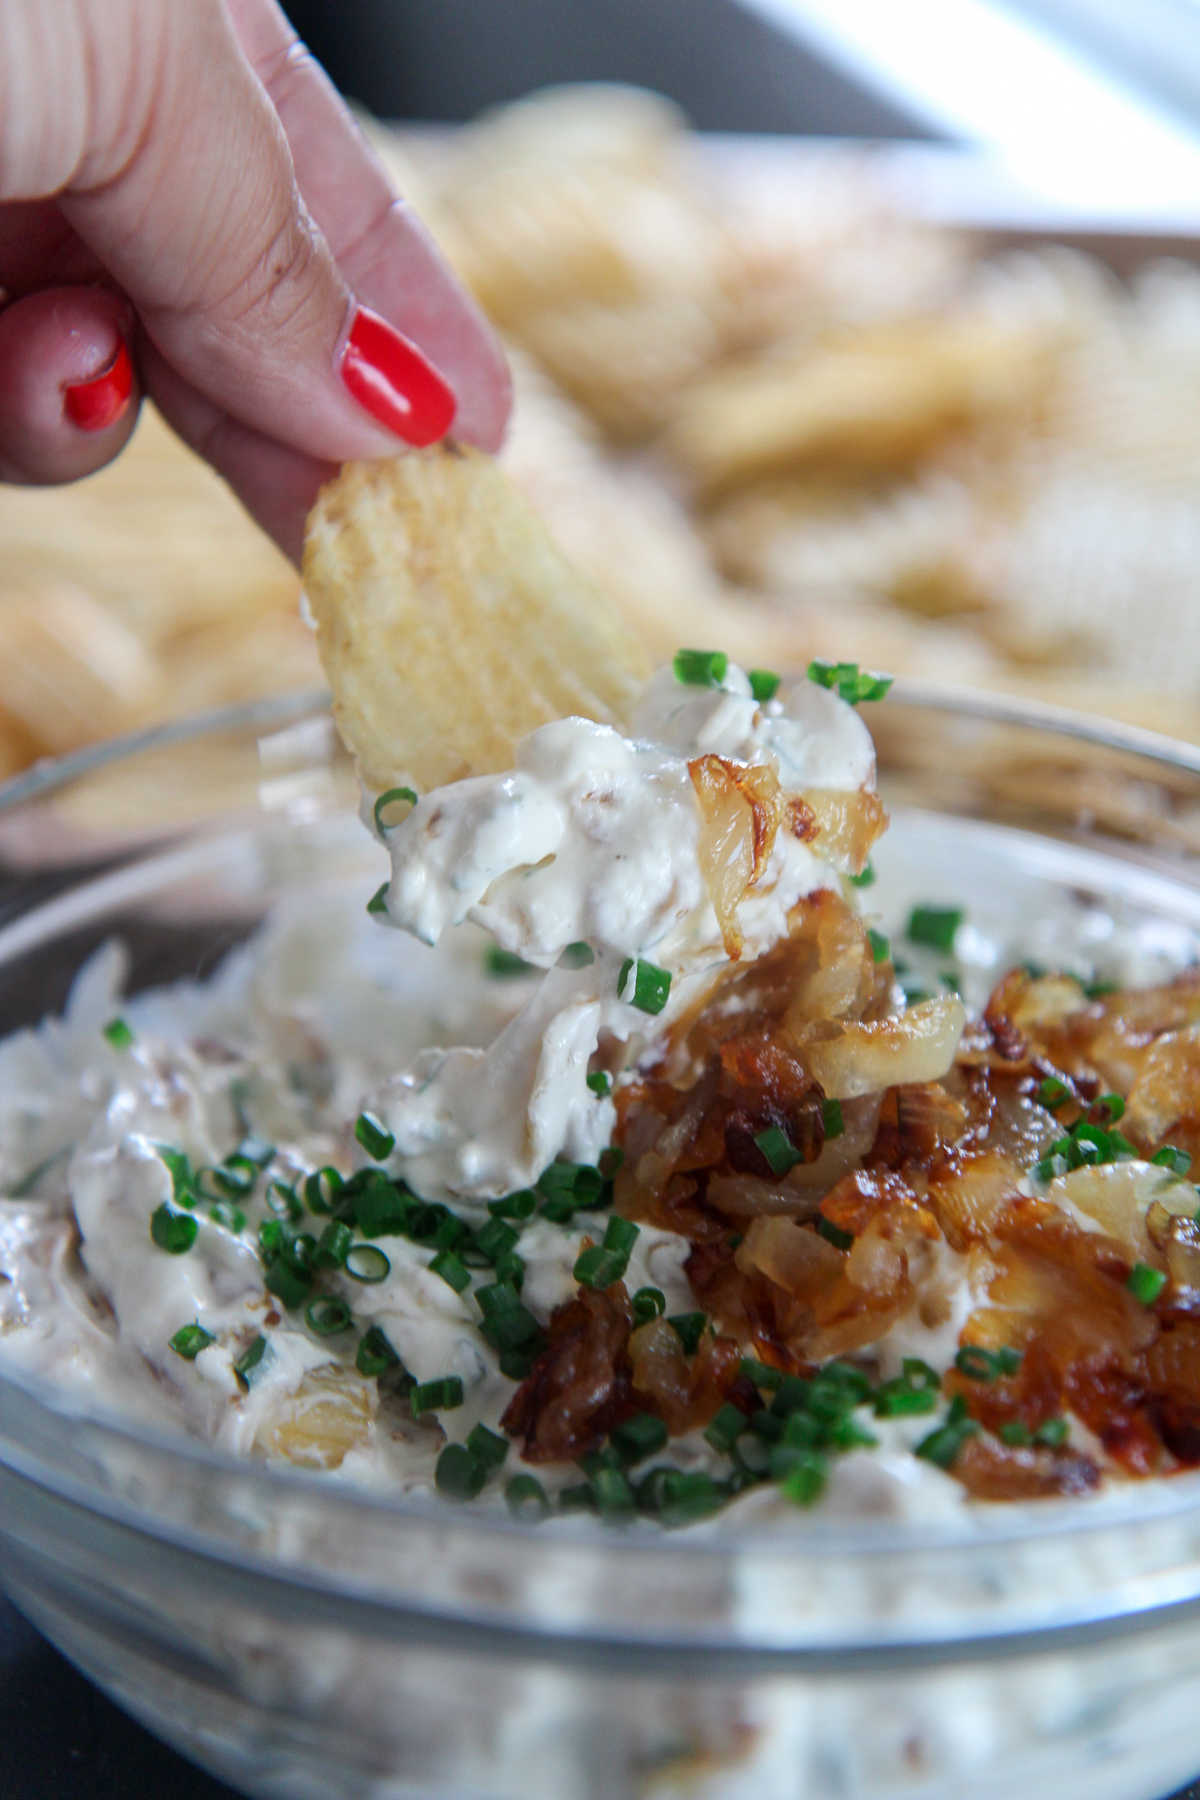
64 338 134 431
339 307 456 447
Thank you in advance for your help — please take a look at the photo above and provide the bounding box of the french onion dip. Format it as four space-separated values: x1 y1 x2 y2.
4 653 1200 1528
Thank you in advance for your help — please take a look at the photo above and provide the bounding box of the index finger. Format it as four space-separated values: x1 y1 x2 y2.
227 0 510 453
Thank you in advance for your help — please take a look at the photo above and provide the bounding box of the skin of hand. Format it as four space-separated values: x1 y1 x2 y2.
0 0 511 561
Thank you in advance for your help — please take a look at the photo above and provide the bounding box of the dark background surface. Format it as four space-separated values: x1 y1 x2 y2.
0 3 1189 1798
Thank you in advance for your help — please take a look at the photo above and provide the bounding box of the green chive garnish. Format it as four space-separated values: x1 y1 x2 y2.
1034 1416 1069 1447
303 1166 344 1214
476 1281 544 1352
753 1125 802 1177
779 1448 828 1507
313 1219 353 1268
559 940 595 969
1152 1145 1192 1175
103 1016 134 1048
906 905 964 952
667 1312 707 1355
352 1174 412 1237
586 1070 613 1097
354 1111 395 1161
345 1243 391 1284
1094 1093 1125 1123
821 1098 844 1140
618 957 672 1015
748 668 780 703
1127 1262 1166 1305
673 647 727 688
150 1202 197 1255
169 1322 214 1360
954 1345 1022 1382
848 861 876 888
999 1420 1032 1447
489 1189 538 1221
814 1212 853 1251
429 1249 472 1294
631 1285 666 1326
208 1199 246 1234
611 1411 669 1464
373 786 418 834
1037 1076 1071 1110
436 1443 487 1500
305 1295 353 1337
807 659 893 704
485 945 535 978
914 1395 979 1469
233 1334 269 1389
704 1402 748 1455
356 1324 400 1378
867 928 890 964
574 1215 639 1290
411 1375 465 1415
466 1423 510 1471
505 1474 551 1520
366 882 390 917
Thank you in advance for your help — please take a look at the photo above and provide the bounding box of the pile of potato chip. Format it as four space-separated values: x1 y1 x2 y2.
6 82 1200 784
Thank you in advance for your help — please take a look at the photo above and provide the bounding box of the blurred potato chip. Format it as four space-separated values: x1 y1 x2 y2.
302 447 649 793
666 318 1062 499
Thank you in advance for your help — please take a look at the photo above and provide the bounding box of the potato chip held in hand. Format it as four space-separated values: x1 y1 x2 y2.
302 447 649 793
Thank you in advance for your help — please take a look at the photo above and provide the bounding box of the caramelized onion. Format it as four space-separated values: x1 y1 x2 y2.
804 995 966 1100
688 755 782 959
801 787 888 874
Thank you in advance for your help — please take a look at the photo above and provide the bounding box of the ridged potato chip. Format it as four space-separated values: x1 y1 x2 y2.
302 447 649 793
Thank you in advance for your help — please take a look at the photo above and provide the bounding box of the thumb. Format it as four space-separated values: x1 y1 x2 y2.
1 0 455 458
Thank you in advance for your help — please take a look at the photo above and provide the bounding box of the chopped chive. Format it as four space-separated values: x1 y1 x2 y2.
485 944 535 978
466 1423 510 1471
821 1098 844 1140
704 1402 747 1455
264 1253 312 1310
905 905 964 952
345 1243 391 1284
954 1345 1022 1382
739 1356 784 1390
429 1249 471 1294
1083 977 1118 999
667 1311 707 1355
366 882 390 917
645 1468 728 1527
814 1212 853 1251
233 1334 269 1389
169 1322 214 1360
807 659 893 704
265 1179 302 1221
779 1448 829 1507
214 1155 258 1197
1094 1093 1125 1123
748 667 780 703
558 1482 596 1513
914 1396 979 1469
753 1125 802 1177
1033 1151 1070 1184
305 1295 353 1337
352 1174 412 1237
612 1411 669 1464
436 1443 486 1499
356 1324 400 1378
559 939 595 969
474 1217 519 1264
574 1213 640 1290
1152 1145 1192 1176
1037 1076 1071 1111
592 1465 636 1519
631 1285 667 1326
505 1474 551 1520
848 861 876 889
618 957 672 1016
1127 1262 1166 1305
999 1420 1033 1447
476 1281 544 1351
151 1143 196 1205
586 1070 613 1097
354 1111 395 1162
150 1202 198 1255
499 1345 538 1381
103 1016 134 1048
208 1199 245 1234
373 785 418 834
238 1136 275 1168
867 928 890 964
302 1166 344 1214
673 647 727 688
1034 1416 1069 1448
313 1219 353 1268
489 1188 538 1221
411 1376 465 1415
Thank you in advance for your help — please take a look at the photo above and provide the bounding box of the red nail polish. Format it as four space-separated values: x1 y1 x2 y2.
64 339 133 431
339 307 456 447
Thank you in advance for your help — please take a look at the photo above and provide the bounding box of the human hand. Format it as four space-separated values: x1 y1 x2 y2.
0 0 511 561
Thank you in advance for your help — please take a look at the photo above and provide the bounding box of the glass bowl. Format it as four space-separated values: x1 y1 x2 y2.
4 688 1200 1800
